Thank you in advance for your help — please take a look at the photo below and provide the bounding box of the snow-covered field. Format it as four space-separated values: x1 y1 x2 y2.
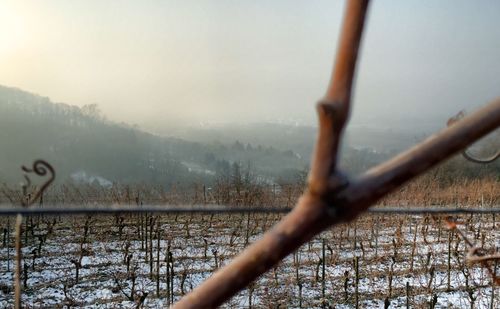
0 211 499 308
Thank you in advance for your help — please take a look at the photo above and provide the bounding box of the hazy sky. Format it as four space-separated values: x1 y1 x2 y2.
1 0 499 131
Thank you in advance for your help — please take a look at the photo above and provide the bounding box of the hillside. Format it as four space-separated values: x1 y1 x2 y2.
3 85 492 188
0 85 308 187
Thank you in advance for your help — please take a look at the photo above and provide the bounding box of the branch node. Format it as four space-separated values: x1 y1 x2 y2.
309 170 350 219
316 100 349 127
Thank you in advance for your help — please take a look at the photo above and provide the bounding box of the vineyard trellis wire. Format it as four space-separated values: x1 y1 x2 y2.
2 0 500 308
169 1 499 307
2 205 500 216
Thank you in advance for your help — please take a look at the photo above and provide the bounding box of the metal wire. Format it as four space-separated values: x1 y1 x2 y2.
367 207 500 215
0 204 499 216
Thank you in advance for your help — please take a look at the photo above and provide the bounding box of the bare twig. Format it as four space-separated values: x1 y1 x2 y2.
172 1 369 307
14 160 55 309
21 160 56 206
308 0 369 197
467 249 500 265
444 217 500 285
172 0 500 306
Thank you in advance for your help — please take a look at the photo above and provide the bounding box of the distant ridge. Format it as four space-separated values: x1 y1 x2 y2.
0 85 308 186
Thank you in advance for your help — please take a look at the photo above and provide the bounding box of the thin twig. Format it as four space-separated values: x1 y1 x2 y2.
172 0 500 305
443 217 500 285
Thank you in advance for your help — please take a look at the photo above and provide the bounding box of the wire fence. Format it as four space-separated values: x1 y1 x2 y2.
1 201 499 308
1 204 500 216
2 0 500 307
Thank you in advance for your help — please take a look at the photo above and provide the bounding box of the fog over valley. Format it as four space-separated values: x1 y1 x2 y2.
1 0 499 186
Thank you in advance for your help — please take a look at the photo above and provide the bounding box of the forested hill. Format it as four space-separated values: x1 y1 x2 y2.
1 85 497 188
0 85 309 187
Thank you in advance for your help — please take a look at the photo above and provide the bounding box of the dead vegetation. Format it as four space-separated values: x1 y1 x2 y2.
0 178 498 308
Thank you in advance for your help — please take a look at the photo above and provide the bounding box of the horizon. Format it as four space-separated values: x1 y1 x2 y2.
0 2 499 308
0 82 448 137
1 1 499 132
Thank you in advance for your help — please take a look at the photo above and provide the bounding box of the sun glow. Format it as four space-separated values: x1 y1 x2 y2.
0 3 29 56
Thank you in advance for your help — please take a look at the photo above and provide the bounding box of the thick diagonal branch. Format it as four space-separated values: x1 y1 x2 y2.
172 0 500 306
172 97 500 309
173 1 370 307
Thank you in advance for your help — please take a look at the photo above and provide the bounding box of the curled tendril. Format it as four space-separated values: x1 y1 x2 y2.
462 149 500 164
21 160 55 207
441 216 500 285
447 111 500 164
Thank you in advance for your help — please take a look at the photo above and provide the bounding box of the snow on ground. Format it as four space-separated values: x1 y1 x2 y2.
0 212 499 308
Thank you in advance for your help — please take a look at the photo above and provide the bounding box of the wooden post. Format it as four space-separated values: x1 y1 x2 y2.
7 218 10 272
149 217 154 279
354 256 359 309
490 257 497 309
14 214 23 309
156 221 161 297
166 240 171 306
447 230 452 291
410 221 418 272
343 270 349 302
375 217 379 258
322 238 326 306
406 282 410 309
170 250 175 304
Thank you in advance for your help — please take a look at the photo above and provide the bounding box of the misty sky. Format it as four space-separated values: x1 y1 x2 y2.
1 0 499 131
